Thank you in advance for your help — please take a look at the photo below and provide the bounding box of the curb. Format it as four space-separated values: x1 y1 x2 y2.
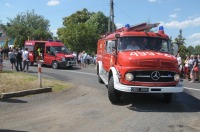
0 87 52 99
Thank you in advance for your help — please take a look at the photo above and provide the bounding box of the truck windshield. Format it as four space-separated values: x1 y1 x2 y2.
51 46 70 54
118 37 170 53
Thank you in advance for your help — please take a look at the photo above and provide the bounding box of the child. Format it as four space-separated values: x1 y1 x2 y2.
0 54 3 71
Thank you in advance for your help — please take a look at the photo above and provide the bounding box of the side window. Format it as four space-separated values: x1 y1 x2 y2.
46 46 50 54
24 46 34 52
106 40 115 53
161 40 168 52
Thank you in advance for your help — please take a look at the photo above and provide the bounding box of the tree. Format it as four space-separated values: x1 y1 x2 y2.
13 38 18 49
187 46 195 55
86 11 109 35
58 9 108 53
174 29 186 48
194 45 200 54
4 38 9 49
5 10 52 48
178 45 187 60
173 29 187 60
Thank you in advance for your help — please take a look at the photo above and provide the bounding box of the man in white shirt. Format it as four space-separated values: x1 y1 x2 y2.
126 40 140 50
22 48 29 72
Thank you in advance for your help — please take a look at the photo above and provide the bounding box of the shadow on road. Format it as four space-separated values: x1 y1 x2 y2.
0 98 27 103
0 130 27 132
115 92 200 112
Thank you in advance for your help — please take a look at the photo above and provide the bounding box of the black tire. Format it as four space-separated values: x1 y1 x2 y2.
97 65 103 84
52 61 59 69
108 76 121 104
163 93 173 103
67 66 73 69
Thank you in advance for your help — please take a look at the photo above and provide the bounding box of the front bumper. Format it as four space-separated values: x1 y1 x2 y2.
114 80 183 93
111 67 183 93
58 60 76 67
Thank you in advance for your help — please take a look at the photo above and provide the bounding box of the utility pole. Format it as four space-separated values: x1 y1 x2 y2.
108 0 115 32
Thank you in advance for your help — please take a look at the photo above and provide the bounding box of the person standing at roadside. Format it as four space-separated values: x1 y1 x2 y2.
83 51 87 68
15 48 23 71
188 55 194 81
0 54 3 71
184 55 189 79
190 55 199 82
8 49 16 70
22 48 29 72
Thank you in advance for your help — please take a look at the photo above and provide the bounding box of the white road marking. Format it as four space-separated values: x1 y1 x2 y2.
184 87 200 91
61 70 97 76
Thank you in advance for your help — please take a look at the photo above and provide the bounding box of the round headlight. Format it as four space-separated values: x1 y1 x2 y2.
61 57 66 61
125 73 134 81
174 74 180 81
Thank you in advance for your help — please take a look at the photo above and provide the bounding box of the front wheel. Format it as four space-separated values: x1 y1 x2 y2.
108 76 121 104
52 61 59 69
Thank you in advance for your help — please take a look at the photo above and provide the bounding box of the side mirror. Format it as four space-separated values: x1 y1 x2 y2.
172 43 178 56
115 34 120 38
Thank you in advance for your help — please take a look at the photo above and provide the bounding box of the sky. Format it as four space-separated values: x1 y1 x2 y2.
0 0 200 47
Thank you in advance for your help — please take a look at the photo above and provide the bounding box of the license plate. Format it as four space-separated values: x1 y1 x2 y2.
131 87 149 92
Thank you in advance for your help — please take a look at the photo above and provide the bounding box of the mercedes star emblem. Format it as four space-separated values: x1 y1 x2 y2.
151 71 160 81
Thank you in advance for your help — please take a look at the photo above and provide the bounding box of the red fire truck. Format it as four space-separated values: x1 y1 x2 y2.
96 23 183 104
24 40 76 69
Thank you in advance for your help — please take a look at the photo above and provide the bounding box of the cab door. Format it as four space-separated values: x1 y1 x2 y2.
102 40 116 72
44 46 56 65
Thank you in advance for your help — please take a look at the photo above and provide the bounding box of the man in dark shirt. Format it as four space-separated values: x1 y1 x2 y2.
15 48 23 71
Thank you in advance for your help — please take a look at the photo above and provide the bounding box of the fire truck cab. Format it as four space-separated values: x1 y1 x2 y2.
24 40 76 69
96 23 183 104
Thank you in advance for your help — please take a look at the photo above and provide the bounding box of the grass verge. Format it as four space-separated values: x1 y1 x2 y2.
0 70 73 94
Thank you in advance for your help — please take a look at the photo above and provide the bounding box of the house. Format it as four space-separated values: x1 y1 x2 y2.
0 28 14 48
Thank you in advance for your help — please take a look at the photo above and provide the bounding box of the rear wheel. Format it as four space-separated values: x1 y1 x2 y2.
163 93 173 103
108 76 121 104
52 61 59 69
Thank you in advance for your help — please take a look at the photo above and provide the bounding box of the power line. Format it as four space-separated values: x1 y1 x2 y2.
114 2 136 24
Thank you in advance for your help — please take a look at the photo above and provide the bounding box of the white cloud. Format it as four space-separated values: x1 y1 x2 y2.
5 3 11 6
47 0 60 6
188 33 200 39
169 13 177 18
186 33 200 47
116 23 124 29
148 0 157 2
51 29 58 36
162 17 200 28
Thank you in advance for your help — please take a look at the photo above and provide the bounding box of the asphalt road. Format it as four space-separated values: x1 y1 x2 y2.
0 60 200 132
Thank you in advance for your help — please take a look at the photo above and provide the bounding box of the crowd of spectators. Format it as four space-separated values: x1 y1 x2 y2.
177 53 200 83
0 46 29 72
76 50 97 68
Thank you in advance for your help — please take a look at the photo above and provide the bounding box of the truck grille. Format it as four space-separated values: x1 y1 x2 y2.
65 57 75 61
131 70 176 82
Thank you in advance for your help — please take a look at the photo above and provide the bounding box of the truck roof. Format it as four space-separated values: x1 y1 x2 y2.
24 40 64 46
101 22 169 40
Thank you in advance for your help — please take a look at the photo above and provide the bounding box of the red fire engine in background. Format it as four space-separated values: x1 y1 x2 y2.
24 40 76 69
96 23 183 104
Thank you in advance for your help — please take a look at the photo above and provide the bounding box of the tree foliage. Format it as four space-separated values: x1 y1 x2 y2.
173 29 187 59
174 29 186 48
5 10 52 48
13 38 18 49
4 38 8 48
187 46 195 55
58 8 109 53
194 45 200 54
